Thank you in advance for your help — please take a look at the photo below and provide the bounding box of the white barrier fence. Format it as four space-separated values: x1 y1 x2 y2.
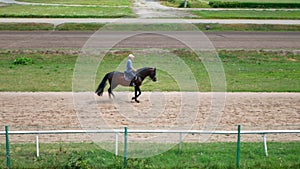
1 129 300 158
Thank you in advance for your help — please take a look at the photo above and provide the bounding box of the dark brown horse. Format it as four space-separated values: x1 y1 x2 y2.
95 67 157 103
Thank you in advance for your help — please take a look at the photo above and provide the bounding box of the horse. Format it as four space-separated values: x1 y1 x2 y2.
95 67 157 103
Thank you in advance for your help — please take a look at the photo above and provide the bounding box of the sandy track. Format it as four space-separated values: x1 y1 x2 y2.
0 92 299 143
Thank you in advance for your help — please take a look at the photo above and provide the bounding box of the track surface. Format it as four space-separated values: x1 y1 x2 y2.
1 31 300 49
0 92 299 143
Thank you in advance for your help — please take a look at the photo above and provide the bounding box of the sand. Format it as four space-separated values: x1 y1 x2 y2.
0 92 299 143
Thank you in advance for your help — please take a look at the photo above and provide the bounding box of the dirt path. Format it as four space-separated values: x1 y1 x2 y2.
1 31 300 50
0 92 299 143
132 0 196 18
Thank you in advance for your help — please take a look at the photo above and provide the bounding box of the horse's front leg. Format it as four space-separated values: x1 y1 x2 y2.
132 86 141 103
136 87 141 99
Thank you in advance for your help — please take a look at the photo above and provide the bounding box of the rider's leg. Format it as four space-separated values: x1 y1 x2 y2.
129 72 136 86
130 79 136 86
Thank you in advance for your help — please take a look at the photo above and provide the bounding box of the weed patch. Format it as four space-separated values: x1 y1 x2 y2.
13 57 33 65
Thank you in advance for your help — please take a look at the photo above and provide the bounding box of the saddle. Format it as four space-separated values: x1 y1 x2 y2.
124 72 136 82
124 74 131 81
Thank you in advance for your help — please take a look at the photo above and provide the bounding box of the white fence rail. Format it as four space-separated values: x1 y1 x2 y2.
1 129 300 157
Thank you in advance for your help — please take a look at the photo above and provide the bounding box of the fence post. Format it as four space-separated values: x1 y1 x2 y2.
124 127 128 168
115 132 118 156
236 124 241 168
36 134 39 157
263 134 268 157
184 0 188 8
179 132 182 152
5 125 11 169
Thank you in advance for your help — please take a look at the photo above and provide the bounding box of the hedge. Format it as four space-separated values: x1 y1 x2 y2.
209 1 300 8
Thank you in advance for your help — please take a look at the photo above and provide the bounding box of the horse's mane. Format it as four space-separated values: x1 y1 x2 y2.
136 67 152 74
135 67 154 79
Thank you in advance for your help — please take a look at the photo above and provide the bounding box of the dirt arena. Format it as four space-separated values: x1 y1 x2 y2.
0 92 299 143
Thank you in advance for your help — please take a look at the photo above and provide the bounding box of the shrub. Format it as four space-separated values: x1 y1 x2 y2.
167 0 176 3
65 151 89 169
179 0 191 8
163 0 210 8
13 57 33 65
209 1 300 8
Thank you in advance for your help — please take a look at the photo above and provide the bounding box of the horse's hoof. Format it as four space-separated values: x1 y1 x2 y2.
135 100 140 103
132 97 135 100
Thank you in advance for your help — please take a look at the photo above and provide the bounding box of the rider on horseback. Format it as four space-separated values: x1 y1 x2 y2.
125 54 136 86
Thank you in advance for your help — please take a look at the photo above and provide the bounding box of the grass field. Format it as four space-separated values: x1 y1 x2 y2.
0 2 299 18
195 23 300 32
0 49 299 92
0 4 135 18
191 10 300 19
0 23 300 31
17 0 131 6
0 142 299 168
0 23 55 31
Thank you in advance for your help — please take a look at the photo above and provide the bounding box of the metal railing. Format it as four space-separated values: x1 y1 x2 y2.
1 127 300 158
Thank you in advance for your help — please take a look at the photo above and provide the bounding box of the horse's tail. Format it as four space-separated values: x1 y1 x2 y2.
95 73 110 96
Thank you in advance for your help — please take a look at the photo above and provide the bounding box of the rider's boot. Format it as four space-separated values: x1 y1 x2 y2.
130 81 136 86
130 76 137 86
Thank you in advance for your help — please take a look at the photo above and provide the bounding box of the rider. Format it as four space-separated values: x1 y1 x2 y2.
125 54 136 86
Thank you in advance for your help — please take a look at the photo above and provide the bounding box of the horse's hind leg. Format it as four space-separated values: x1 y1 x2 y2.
108 87 114 98
108 83 118 98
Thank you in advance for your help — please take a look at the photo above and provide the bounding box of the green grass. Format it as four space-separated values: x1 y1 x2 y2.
195 23 300 32
17 0 131 6
0 3 299 19
191 10 300 19
0 51 76 92
0 142 299 168
55 23 105 31
0 23 55 31
220 50 300 92
0 23 300 32
0 49 299 92
0 4 135 18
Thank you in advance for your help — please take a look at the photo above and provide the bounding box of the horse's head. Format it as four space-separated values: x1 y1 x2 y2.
136 67 157 82
149 68 157 82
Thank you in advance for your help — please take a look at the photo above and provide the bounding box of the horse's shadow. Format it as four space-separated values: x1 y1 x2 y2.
93 94 137 105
